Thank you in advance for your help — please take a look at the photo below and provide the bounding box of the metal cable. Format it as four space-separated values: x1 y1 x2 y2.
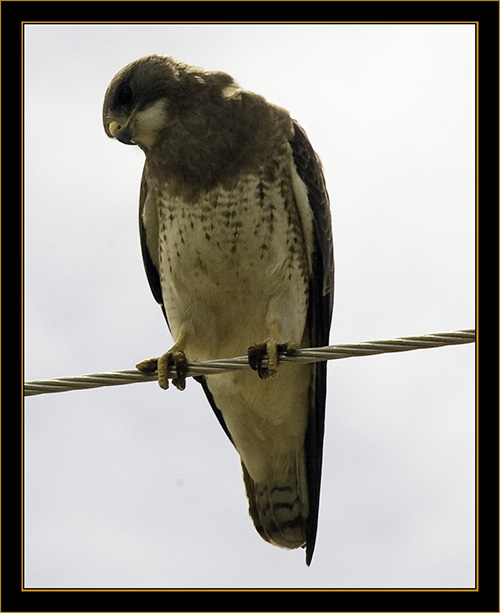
24 328 475 397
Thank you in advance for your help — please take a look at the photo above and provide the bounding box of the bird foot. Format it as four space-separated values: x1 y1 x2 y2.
248 342 293 380
136 350 188 391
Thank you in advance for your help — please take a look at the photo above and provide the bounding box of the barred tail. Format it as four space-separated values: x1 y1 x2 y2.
242 451 309 550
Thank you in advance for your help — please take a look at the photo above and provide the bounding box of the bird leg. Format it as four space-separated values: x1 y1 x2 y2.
248 325 295 380
136 335 188 391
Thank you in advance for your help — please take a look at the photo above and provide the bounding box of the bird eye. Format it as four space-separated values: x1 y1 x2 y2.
115 83 133 107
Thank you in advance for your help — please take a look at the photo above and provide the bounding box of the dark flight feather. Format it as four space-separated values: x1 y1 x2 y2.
290 120 334 565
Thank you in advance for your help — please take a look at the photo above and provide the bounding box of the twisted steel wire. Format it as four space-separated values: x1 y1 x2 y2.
24 328 475 398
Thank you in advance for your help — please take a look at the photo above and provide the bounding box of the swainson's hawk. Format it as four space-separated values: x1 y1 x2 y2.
103 55 334 565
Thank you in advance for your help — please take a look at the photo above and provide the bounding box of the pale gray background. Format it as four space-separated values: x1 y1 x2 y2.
24 23 476 589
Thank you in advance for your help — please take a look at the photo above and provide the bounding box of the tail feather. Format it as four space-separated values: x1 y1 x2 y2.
242 452 309 550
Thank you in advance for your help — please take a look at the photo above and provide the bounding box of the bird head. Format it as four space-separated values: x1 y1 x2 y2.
102 55 179 149
103 54 234 150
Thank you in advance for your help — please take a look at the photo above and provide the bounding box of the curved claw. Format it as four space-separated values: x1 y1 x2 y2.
158 351 188 390
136 351 188 391
248 344 269 379
248 343 290 380
171 351 188 391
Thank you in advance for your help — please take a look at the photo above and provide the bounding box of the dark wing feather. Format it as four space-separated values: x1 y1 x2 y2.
290 120 334 565
139 167 169 324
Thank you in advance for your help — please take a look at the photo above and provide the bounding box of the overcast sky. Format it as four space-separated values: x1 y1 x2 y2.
24 23 475 589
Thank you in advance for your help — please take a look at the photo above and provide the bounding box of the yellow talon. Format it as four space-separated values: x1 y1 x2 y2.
136 333 188 391
136 357 158 373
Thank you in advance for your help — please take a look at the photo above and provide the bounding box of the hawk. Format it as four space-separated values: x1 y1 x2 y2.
103 55 334 565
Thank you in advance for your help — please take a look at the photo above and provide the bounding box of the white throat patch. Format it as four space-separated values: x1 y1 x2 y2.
133 100 167 148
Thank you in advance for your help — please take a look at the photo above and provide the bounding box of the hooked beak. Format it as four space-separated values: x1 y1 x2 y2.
108 120 136 145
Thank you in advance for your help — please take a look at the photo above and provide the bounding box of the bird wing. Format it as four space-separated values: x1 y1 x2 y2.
290 119 334 565
139 168 166 318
